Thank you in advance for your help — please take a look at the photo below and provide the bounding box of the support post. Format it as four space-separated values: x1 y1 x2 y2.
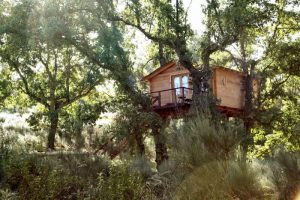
174 88 177 106
181 87 185 103
158 91 161 107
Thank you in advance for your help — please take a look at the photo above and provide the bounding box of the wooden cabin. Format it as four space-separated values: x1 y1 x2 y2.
142 60 258 118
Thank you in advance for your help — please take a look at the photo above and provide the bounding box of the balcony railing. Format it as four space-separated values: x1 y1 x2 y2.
149 87 193 108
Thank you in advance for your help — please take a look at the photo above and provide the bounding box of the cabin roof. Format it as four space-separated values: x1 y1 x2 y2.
142 60 243 81
213 66 244 75
142 60 177 81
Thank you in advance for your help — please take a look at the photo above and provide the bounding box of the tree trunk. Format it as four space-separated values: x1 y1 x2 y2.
158 42 167 67
47 110 59 150
174 46 215 116
135 132 145 156
75 121 84 150
75 111 84 150
152 125 168 170
174 41 212 107
240 30 255 161
175 48 200 94
241 68 254 161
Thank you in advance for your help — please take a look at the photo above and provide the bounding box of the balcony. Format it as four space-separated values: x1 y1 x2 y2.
148 86 242 118
148 87 193 117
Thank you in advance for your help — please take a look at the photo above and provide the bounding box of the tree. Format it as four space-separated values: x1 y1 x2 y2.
210 0 274 157
107 0 245 111
0 0 105 149
47 0 170 167
216 0 300 156
0 67 12 107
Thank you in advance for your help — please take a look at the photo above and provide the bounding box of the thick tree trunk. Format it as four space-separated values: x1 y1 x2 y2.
134 132 145 156
174 43 214 115
240 30 255 161
175 46 202 95
152 125 168 170
47 110 59 150
75 121 84 150
75 109 84 150
158 42 167 66
242 68 254 161
170 38 211 99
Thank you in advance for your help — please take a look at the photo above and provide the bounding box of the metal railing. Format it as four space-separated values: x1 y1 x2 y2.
149 87 193 107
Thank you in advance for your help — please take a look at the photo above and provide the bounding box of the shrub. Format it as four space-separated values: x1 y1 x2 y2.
2 153 109 200
0 189 18 200
270 151 300 200
174 161 264 200
0 127 18 184
159 115 265 200
3 154 79 199
87 162 154 200
161 115 244 182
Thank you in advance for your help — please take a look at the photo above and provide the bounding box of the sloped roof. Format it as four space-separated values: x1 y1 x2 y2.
142 60 177 81
142 60 244 81
213 66 244 75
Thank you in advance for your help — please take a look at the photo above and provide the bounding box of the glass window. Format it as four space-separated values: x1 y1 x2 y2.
174 76 181 95
182 75 188 88
182 75 189 96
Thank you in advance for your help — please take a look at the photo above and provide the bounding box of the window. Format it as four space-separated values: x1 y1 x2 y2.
172 74 191 102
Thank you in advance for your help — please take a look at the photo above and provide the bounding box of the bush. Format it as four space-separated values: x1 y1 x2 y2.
3 154 80 199
0 126 18 184
0 189 18 200
270 151 300 200
158 115 265 200
161 115 244 182
174 161 264 200
87 162 154 200
2 153 109 200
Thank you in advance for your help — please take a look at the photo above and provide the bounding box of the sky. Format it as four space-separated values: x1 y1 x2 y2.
183 0 207 34
133 0 207 67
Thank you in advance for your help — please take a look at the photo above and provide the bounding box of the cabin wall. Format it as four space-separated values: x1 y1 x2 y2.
213 68 245 109
147 64 255 111
149 64 189 106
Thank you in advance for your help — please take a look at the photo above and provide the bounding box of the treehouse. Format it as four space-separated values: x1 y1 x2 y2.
142 60 258 118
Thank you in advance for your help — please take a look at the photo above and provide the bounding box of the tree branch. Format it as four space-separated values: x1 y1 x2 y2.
109 15 174 47
8 59 50 108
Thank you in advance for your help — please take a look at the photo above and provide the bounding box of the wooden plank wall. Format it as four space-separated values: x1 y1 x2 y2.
149 63 189 106
148 64 256 110
213 68 244 109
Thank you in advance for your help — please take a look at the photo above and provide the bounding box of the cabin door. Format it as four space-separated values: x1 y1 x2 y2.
172 74 191 103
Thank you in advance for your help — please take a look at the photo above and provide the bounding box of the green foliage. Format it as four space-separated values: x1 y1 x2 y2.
0 0 125 148
164 115 244 172
0 0 300 199
121 0 192 42
88 163 153 200
4 155 83 199
99 92 161 158
0 67 12 107
25 92 108 149
0 114 300 200
270 41 300 77
0 188 18 200
253 74 300 155
174 161 264 200
269 151 300 200
2 153 109 200
0 0 105 105
156 115 266 199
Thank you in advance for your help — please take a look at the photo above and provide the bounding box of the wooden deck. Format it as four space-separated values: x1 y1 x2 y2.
149 87 242 118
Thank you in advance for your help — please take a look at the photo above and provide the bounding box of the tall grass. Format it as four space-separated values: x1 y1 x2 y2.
156 115 265 199
270 151 300 200
0 114 299 199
